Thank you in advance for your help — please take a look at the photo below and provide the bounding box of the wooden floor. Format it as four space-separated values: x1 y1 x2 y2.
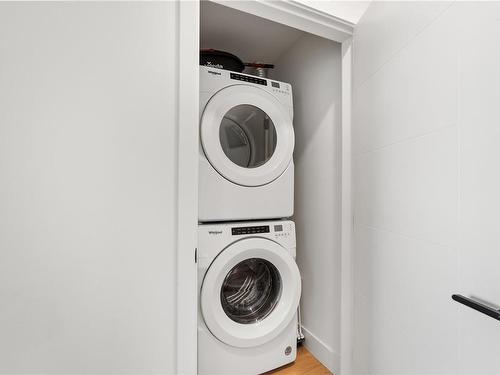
266 346 332 375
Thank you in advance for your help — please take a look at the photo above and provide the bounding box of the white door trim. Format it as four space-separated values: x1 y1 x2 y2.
340 38 353 375
211 0 354 43
176 1 199 374
178 1 354 373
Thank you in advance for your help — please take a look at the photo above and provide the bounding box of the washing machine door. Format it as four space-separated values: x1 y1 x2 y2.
201 237 301 348
201 85 294 187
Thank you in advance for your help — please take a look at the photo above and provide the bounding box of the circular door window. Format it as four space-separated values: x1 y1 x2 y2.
200 238 301 348
219 105 277 169
201 85 294 187
221 258 282 324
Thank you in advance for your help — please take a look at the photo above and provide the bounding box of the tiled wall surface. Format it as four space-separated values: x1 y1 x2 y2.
352 2 500 374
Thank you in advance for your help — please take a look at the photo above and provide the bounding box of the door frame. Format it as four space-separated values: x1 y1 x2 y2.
176 1 199 374
176 1 354 373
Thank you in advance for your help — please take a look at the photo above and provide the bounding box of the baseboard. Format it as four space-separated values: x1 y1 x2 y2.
302 326 341 374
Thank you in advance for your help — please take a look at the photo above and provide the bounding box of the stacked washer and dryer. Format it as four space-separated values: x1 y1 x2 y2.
198 65 301 375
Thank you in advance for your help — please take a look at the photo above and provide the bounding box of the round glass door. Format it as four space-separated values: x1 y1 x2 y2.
221 258 282 324
200 85 294 187
200 238 301 348
219 105 277 169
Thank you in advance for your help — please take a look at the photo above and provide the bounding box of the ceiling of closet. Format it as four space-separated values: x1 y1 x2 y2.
201 1 305 64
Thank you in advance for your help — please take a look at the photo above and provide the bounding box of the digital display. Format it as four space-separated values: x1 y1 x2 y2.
274 225 283 232
230 73 267 86
232 225 270 235
271 81 280 88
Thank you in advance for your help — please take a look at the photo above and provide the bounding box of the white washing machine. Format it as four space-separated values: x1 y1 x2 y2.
198 220 301 375
199 66 295 222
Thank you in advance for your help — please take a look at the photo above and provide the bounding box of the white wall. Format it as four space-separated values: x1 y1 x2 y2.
274 34 342 374
352 2 500 374
0 3 182 373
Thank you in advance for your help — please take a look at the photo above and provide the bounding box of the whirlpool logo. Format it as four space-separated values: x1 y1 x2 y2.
207 68 222 75
208 230 223 235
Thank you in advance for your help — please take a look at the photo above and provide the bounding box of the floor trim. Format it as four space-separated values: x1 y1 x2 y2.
302 326 340 374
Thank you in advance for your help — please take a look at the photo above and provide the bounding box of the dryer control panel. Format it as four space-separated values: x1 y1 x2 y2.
230 72 267 86
228 72 292 97
200 66 293 107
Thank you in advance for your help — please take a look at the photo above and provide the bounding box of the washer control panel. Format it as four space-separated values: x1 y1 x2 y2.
232 225 270 236
273 222 293 238
230 222 294 239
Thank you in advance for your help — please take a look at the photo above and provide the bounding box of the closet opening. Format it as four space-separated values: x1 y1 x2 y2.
199 2 343 374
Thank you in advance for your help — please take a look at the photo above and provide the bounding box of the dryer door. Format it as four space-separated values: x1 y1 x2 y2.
201 237 301 348
201 85 294 187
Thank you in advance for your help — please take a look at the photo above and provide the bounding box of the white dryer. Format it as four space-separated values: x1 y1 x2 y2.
198 220 301 375
199 66 295 222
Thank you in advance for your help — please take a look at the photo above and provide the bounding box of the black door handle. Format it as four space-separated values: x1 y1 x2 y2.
452 294 500 321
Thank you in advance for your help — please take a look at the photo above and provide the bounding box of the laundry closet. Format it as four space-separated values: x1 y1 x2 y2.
198 2 344 373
